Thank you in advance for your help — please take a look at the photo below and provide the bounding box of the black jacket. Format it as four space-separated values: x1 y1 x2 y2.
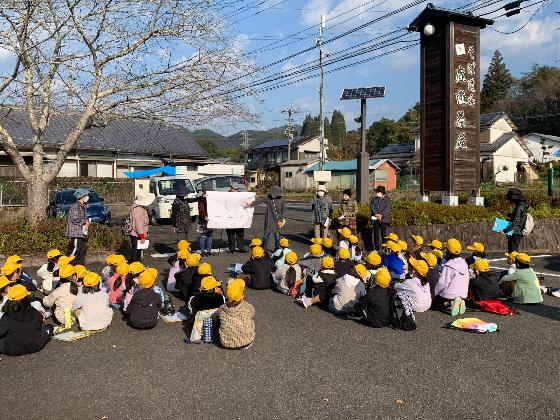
469 271 500 302
370 195 391 224
175 267 198 300
426 268 440 299
170 196 200 232
125 288 162 329
360 287 391 328
242 255 273 290
0 307 50 356
334 259 355 277
505 201 528 236
189 291 225 315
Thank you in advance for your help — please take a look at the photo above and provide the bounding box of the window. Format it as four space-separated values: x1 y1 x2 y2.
157 179 194 196
149 181 156 194
97 163 113 178
374 169 388 181
304 152 319 160
58 162 78 177
249 176 256 183
285 171 293 178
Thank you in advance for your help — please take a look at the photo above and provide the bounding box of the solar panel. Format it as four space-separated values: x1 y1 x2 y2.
340 86 386 100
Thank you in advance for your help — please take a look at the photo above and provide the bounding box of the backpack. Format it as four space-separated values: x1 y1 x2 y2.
523 213 534 236
121 206 137 236
476 299 516 316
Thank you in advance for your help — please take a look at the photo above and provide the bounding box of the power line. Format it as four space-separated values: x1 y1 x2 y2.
490 0 552 32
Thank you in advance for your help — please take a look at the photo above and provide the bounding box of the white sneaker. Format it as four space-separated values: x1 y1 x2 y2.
301 296 312 308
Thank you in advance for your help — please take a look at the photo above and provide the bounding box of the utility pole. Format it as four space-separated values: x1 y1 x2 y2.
282 107 298 160
317 14 326 170
240 130 251 150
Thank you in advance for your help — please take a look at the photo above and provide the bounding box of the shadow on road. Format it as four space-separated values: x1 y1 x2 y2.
507 302 560 321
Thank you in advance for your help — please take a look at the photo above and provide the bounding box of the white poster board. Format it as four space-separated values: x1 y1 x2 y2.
206 191 256 229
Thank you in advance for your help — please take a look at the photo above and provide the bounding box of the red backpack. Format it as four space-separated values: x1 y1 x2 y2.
476 299 516 316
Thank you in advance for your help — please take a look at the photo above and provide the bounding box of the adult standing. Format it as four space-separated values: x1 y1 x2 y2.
338 188 358 233
129 192 155 262
226 182 247 254
197 185 214 256
248 186 286 251
311 184 333 239
66 188 90 265
171 186 200 242
503 187 528 253
370 186 391 251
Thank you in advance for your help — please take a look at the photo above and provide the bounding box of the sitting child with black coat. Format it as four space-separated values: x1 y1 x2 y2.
468 259 500 302
175 253 202 301
188 276 225 317
240 247 273 290
125 268 162 330
359 268 392 328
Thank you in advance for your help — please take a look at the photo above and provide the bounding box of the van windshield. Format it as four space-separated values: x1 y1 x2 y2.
157 179 193 196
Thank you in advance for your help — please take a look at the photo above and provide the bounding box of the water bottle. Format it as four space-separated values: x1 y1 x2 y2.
202 318 213 343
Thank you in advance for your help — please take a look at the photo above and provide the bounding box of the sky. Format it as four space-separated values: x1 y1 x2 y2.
214 0 560 135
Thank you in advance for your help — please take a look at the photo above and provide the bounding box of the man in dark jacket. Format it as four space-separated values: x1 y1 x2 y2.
370 185 391 251
240 246 273 290
249 186 286 251
66 188 90 265
125 268 162 329
503 187 528 253
171 186 201 242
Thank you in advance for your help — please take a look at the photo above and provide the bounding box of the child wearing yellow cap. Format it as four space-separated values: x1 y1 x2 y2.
334 247 356 277
337 227 352 252
300 244 325 274
364 252 383 288
175 252 202 301
271 237 292 269
4 255 37 292
217 279 255 349
125 268 162 329
433 238 469 316
499 254 543 304
394 258 432 314
321 237 335 257
72 273 113 331
273 251 302 295
37 249 63 293
0 276 15 318
105 263 129 309
468 259 500 303
301 257 339 309
0 284 53 356
43 265 79 324
358 268 392 328
465 242 486 269
239 247 273 290
188 276 225 318
410 234 425 258
382 241 405 280
122 262 145 312
329 263 368 315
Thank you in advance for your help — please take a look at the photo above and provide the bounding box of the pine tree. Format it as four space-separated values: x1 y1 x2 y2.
481 50 514 113
301 114 314 137
330 110 347 145
323 117 331 143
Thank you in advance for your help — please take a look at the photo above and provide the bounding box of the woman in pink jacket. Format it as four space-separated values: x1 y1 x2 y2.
128 193 155 263
433 238 469 317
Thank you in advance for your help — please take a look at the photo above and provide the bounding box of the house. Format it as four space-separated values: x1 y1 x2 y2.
305 159 399 191
522 133 560 163
371 143 416 170
0 108 208 178
279 159 320 190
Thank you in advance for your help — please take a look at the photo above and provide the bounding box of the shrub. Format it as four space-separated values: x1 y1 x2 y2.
0 219 123 256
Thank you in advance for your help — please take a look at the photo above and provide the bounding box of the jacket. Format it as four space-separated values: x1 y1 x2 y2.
383 253 404 279
217 300 255 349
188 291 225 315
330 274 366 313
105 274 126 305
129 205 149 239
426 267 440 299
370 195 391 224
125 287 162 329
469 272 500 302
175 267 198 300
0 307 50 356
198 197 209 221
334 259 355 277
394 277 431 313
43 282 76 324
271 248 291 268
252 186 286 233
171 196 200 232
360 286 391 328
434 257 469 299
37 263 58 293
242 256 273 290
505 201 528 236
311 194 333 224
339 199 358 223
500 268 543 304
273 264 302 294
66 201 88 238
299 255 323 275
72 291 113 331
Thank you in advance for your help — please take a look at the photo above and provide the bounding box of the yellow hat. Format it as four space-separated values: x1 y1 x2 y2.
0 275 14 289
383 241 401 253
250 238 262 247
105 254 117 265
504 251 519 260
59 264 75 279
252 246 265 259
58 255 75 267
365 252 382 266
411 234 424 246
186 253 201 267
310 237 323 245
279 237 289 248
285 251 298 265
309 244 323 257
177 240 190 251
83 272 101 287
349 235 359 245
353 263 368 280
6 255 22 265
398 240 408 251
420 252 438 268
198 262 212 276
177 249 190 261
138 267 158 288
409 257 429 277
467 242 485 253
226 278 245 302
384 232 399 242
445 238 462 255
201 276 221 291
116 263 129 276
428 239 443 250
338 248 350 260
471 259 490 272
322 238 333 248
129 261 145 275
47 249 62 259
113 255 127 266
73 265 88 279
432 249 443 260
338 227 352 239
516 253 531 265
375 268 391 288
1 261 22 276
321 256 335 269
7 284 30 301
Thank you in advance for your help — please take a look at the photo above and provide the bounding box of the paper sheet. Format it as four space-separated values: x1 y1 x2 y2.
137 240 150 250
160 312 188 323
492 218 513 236
206 191 256 229
53 331 91 342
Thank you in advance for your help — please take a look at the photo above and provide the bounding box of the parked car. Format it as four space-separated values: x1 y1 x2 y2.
193 175 247 192
48 189 112 225
145 176 199 225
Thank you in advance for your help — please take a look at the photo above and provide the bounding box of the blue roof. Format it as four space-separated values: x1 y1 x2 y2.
124 166 176 178
307 159 386 172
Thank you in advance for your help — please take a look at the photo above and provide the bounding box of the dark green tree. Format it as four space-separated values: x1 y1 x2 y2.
323 116 331 143
481 50 514 113
366 118 414 153
330 110 347 145
196 139 220 158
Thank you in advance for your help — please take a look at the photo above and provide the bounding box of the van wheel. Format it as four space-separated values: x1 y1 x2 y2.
150 211 159 226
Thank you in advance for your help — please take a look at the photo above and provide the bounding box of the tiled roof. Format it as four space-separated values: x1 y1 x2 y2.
251 136 314 150
307 158 397 172
374 143 415 156
479 133 516 153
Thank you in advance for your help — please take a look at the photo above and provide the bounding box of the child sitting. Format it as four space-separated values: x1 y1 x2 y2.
468 259 500 303
432 249 444 272
125 267 162 329
1 260 35 292
384 232 399 245
359 268 392 328
364 252 382 283
0 276 14 317
349 235 359 259
43 264 78 324
101 254 117 284
240 246 273 290
72 272 113 331
249 238 263 249
329 263 368 315
217 279 255 350
5 255 36 291
271 237 291 269
433 238 469 316
410 234 425 258
503 252 518 276
499 253 542 304
175 252 201 301
337 227 351 250
301 256 339 308
465 242 486 267
395 258 432 313
188 276 225 317
428 239 443 253
0 285 53 356
73 265 88 288
334 248 355 277
299 244 324 275
167 249 189 293
382 241 404 279
122 262 145 312
420 252 440 299
397 240 410 272
105 263 129 308
273 251 302 295
37 249 62 293
322 238 335 257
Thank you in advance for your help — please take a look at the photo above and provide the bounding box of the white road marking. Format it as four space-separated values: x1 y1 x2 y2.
487 254 552 262
151 248 230 258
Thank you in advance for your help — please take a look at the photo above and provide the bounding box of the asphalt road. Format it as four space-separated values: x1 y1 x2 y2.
3 204 560 419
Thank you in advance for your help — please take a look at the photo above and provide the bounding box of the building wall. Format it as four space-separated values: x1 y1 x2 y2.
280 164 311 190
488 118 515 143
492 139 529 183
295 137 322 161
369 161 397 191
523 134 560 163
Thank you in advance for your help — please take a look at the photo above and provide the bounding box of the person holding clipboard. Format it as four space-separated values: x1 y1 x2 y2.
129 192 155 262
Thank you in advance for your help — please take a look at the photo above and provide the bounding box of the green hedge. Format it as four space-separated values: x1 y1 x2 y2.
0 219 123 256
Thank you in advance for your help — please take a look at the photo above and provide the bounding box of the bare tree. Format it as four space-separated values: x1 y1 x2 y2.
0 0 257 225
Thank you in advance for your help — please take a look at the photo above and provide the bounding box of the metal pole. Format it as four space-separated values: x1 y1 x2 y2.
318 14 326 170
356 98 370 204
548 163 554 197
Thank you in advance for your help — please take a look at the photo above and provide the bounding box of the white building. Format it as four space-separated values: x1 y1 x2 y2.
522 133 560 163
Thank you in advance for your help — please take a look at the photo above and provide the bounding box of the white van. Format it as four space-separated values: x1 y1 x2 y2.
144 176 199 225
